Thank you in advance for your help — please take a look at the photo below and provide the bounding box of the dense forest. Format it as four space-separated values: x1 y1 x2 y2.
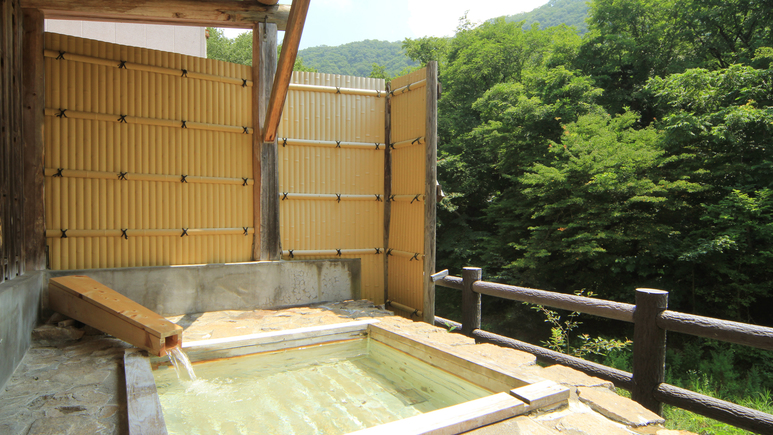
208 1 773 430
502 0 589 34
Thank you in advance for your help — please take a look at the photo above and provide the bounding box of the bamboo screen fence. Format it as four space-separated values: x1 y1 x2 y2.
41 33 435 314
388 68 431 314
44 33 255 270
277 72 387 303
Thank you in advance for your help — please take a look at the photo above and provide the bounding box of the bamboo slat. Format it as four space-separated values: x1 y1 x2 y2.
44 108 252 134
44 168 254 186
279 137 385 150
46 228 255 238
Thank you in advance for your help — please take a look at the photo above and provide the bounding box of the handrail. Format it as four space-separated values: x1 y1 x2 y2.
434 272 773 432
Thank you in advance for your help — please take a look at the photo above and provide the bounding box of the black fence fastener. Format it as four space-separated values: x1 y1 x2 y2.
336 249 342 257
335 86 341 94
181 120 187 129
181 174 188 183
243 126 249 134
118 60 127 69
411 194 420 204
389 143 395 150
387 248 393 256
282 138 288 147
55 51 65 60
118 114 127 123
281 192 289 200
335 141 341 148
375 194 382 201
412 309 419 317
336 193 341 203
410 252 420 261
53 168 64 177
118 172 128 180
181 69 188 77
56 108 67 118
243 227 248 236
375 248 382 254
412 137 422 145
60 229 68 238
374 143 381 150
121 229 128 240
288 249 294 259
242 178 248 186
406 83 412 92
389 194 396 202
181 228 188 237
242 78 248 87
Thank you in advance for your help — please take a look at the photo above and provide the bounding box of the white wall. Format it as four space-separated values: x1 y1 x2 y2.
44 20 207 58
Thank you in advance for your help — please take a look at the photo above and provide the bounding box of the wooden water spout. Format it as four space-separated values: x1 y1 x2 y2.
49 276 183 357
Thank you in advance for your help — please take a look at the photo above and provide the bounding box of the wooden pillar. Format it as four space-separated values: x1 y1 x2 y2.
383 83 392 304
22 8 45 273
632 288 669 415
461 267 482 336
252 22 280 261
422 61 438 323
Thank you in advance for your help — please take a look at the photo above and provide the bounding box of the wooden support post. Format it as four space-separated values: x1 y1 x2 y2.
22 8 45 273
383 83 391 304
262 0 310 143
254 22 280 261
423 61 438 324
633 288 669 415
461 267 482 336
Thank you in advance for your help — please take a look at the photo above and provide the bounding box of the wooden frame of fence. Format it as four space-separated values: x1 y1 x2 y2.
435 268 773 434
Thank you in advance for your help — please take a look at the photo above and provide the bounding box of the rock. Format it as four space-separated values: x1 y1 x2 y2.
553 411 635 435
464 416 561 434
578 387 665 427
31 325 84 343
454 343 537 367
656 430 698 435
26 415 104 435
537 365 615 389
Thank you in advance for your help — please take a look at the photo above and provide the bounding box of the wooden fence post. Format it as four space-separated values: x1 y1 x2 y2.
461 267 482 336
633 288 669 415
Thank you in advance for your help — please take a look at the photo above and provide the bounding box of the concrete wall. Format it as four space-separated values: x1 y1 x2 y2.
47 260 361 316
0 272 44 392
44 20 207 58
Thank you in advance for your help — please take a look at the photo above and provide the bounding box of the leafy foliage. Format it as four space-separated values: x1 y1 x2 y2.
503 0 590 34
297 40 417 77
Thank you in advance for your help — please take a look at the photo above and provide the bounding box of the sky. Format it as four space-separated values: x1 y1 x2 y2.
222 0 550 50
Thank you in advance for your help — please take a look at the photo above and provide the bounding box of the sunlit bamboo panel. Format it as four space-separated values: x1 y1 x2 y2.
44 33 254 270
388 67 428 313
278 72 386 303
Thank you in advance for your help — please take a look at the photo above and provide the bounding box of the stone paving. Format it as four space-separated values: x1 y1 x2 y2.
0 300 695 434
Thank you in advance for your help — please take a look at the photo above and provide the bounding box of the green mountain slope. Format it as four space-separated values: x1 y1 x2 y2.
503 0 589 34
297 40 416 77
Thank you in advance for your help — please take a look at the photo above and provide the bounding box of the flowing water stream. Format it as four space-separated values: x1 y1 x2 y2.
167 345 197 381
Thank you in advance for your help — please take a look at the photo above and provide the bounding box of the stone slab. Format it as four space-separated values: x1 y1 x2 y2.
0 272 43 393
511 381 570 410
578 386 665 427
452 415 560 434
553 411 635 435
537 364 615 389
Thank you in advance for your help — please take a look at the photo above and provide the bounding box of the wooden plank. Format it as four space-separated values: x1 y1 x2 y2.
251 22 263 260
21 8 46 273
48 276 182 355
423 61 438 324
654 383 773 434
347 392 525 435
0 0 8 283
368 324 533 393
473 280 636 322
9 0 23 279
20 0 290 30
262 0 310 143
124 349 168 435
632 288 668 415
436 275 462 290
658 310 773 351
256 23 280 260
510 381 570 411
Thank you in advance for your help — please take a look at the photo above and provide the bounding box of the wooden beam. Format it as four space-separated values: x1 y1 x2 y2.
262 0 310 143
124 350 168 435
383 82 392 305
251 23 263 261
255 23 280 260
22 8 46 273
423 61 438 323
20 0 291 30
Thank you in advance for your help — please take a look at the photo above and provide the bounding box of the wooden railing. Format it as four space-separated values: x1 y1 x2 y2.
433 267 773 434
